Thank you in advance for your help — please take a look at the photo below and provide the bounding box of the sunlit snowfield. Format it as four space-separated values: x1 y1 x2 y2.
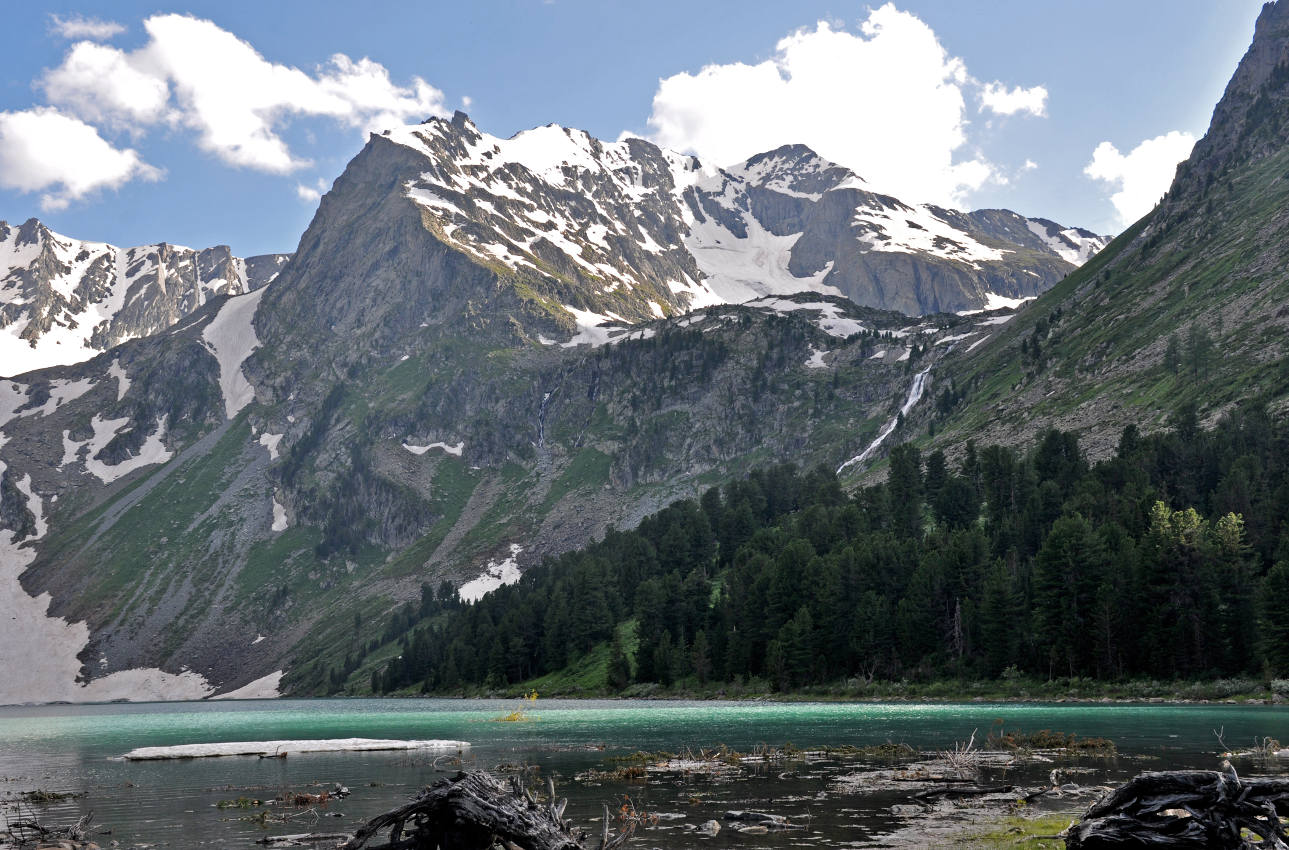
2 699 1285 847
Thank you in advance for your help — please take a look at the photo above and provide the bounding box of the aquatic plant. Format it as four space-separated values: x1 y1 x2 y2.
493 689 540 722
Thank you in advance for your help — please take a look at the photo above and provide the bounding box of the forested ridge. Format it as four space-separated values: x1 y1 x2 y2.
365 401 1289 695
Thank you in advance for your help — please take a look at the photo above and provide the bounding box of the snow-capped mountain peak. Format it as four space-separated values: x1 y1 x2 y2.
0 218 290 377
371 113 1112 332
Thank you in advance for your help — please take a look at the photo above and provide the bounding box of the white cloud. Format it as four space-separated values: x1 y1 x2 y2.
1022 158 1038 171
41 41 170 127
0 108 160 210
295 179 327 203
1084 130 1196 224
41 13 447 174
640 3 1043 207
980 81 1047 117
49 14 125 41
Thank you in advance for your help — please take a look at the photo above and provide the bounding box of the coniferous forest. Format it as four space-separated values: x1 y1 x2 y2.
368 401 1289 695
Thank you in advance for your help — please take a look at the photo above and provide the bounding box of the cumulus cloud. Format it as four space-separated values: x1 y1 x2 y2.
39 13 447 174
1084 130 1196 224
41 41 170 128
0 108 160 210
980 82 1047 117
48 14 125 41
641 3 1045 207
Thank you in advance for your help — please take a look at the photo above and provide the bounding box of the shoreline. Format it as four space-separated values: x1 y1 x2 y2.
4 689 1286 710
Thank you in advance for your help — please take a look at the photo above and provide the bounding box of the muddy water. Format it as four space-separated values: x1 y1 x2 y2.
1 698 1286 847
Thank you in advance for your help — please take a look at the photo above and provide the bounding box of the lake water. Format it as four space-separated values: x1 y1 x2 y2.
2 698 1286 847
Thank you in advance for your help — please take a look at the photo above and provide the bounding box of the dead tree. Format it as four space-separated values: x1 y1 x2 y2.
1066 769 1289 848
340 771 632 850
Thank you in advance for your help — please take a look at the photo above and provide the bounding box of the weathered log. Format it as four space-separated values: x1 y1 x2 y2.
340 771 631 850
914 783 1014 801
1066 770 1289 849
256 834 352 846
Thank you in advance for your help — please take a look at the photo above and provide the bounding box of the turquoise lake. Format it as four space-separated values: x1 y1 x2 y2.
2 698 1286 847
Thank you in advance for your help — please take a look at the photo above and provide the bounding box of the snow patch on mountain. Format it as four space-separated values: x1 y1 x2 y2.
402 440 464 456
202 288 265 418
459 543 524 603
1026 219 1110 266
685 208 838 302
0 443 212 706
258 431 282 460
853 199 1009 268
749 297 867 338
271 497 288 532
106 359 130 401
83 416 172 484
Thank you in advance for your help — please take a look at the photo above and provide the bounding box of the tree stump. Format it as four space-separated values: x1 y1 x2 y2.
1066 769 1289 848
340 770 629 850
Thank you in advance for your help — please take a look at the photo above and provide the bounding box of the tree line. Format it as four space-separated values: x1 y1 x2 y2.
369 401 1289 694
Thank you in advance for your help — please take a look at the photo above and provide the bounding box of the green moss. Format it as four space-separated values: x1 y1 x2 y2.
953 812 1076 848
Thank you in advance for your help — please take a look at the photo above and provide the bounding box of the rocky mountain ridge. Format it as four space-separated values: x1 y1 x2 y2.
379 113 1107 323
0 218 290 376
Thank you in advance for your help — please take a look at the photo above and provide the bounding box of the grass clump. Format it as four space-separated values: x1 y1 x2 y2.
18 789 81 804
986 724 1117 755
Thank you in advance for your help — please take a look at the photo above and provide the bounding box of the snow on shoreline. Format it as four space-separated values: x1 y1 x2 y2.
123 738 470 761
212 670 284 700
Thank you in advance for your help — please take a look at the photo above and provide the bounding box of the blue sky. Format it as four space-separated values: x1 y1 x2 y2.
0 1 1266 256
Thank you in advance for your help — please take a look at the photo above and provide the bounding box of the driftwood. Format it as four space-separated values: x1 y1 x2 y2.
723 811 804 830
256 834 352 846
4 811 93 846
1066 769 1289 848
340 771 632 850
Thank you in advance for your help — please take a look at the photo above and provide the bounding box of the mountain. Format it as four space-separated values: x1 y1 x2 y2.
369 115 1107 322
0 111 1103 704
0 218 290 376
925 0 1289 461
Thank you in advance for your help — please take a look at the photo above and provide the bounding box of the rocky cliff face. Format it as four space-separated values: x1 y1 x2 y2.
0 218 289 376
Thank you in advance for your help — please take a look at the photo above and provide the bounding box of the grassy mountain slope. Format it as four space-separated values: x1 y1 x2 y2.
927 2 1289 461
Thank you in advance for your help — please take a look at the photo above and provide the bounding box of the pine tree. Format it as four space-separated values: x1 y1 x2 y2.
1033 513 1104 678
607 634 632 690
887 443 923 539
1259 561 1289 675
